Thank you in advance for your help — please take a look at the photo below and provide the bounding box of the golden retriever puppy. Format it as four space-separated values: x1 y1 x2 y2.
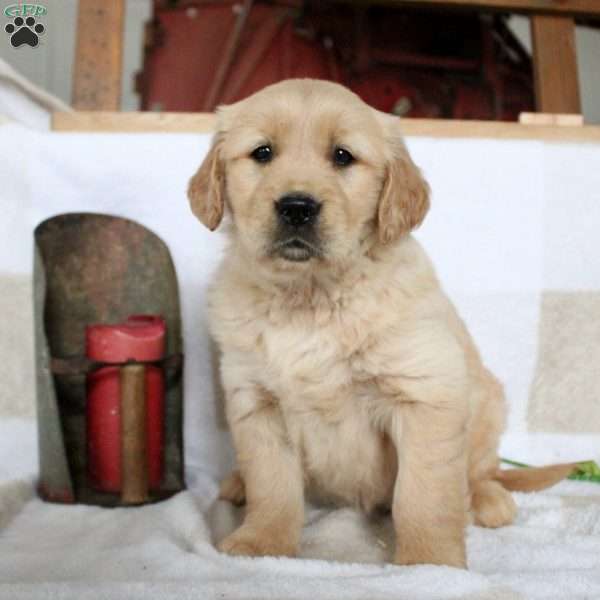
188 79 573 568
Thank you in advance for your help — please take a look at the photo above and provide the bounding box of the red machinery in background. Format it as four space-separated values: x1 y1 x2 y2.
138 0 534 120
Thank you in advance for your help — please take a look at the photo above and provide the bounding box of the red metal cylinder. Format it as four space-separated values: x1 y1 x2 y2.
86 315 166 493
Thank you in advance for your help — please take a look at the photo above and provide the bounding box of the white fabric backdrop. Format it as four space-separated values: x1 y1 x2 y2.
4 124 600 438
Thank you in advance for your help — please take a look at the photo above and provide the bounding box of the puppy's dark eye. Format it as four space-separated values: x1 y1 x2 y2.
251 145 273 163
333 147 354 167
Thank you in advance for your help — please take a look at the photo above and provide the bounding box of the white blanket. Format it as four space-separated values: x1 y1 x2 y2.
1 122 600 599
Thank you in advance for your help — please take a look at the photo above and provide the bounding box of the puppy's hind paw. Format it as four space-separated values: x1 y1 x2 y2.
472 480 517 528
219 470 246 506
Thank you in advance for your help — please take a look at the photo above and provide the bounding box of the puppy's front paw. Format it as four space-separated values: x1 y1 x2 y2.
217 525 298 558
394 536 467 568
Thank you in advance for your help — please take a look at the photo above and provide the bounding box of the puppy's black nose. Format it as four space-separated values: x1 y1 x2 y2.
276 194 321 227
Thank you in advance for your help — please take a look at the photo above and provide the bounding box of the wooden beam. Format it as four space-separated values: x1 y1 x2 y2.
72 0 125 110
531 15 581 114
52 111 217 133
51 112 600 142
519 112 583 126
338 0 600 17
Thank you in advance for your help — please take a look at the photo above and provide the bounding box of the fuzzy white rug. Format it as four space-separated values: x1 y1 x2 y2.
2 419 600 600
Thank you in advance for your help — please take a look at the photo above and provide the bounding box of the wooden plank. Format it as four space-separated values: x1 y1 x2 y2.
531 15 581 114
120 364 148 505
397 118 599 141
342 0 600 17
519 112 584 126
52 111 600 142
72 0 125 110
52 111 217 133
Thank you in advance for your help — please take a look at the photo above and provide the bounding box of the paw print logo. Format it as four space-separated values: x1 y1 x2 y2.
5 16 45 48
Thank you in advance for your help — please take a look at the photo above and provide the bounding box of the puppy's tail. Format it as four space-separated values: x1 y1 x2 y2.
494 462 577 492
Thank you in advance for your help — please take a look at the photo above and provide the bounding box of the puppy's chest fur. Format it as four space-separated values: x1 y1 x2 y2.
254 279 389 410
214 275 399 509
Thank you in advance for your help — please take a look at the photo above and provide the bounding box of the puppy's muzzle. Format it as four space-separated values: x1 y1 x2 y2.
272 194 323 262
276 194 321 228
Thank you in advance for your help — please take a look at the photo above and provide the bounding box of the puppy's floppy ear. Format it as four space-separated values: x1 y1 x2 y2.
187 136 225 231
377 127 430 245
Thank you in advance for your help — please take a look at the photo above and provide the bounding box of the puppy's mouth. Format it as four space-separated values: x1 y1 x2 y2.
271 237 322 262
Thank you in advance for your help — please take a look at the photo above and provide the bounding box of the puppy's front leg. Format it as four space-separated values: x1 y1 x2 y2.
219 386 303 558
389 402 468 568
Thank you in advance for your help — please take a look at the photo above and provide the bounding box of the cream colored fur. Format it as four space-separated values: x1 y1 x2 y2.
187 79 572 568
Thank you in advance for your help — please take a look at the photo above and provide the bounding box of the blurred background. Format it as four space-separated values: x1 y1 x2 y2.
1 0 599 122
